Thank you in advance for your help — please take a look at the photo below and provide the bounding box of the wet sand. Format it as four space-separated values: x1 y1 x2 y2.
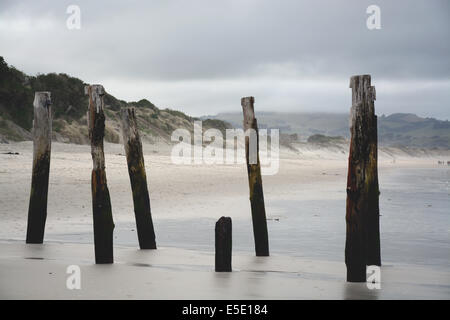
1 241 449 299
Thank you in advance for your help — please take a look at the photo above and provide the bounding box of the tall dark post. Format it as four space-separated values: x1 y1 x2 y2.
120 107 156 249
86 85 115 264
26 92 52 244
215 216 232 272
346 75 381 282
241 97 269 257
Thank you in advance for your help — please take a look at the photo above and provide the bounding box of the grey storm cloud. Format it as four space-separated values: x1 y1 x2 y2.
0 0 449 118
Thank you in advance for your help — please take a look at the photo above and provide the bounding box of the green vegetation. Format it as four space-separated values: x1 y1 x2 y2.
163 108 194 122
130 99 157 110
104 94 128 111
0 56 231 144
31 73 87 120
0 57 34 129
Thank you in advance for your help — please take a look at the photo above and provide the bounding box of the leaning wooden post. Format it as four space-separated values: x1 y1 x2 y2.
241 97 269 257
86 85 115 264
120 108 157 249
215 216 232 272
345 75 381 282
26 92 52 244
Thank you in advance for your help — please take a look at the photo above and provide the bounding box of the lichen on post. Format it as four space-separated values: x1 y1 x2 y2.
241 96 269 257
86 84 115 264
346 75 381 282
26 92 52 244
120 107 156 249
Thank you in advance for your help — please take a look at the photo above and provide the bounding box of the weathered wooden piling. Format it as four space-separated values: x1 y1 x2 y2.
346 75 381 282
241 97 269 257
86 85 115 264
120 108 156 249
215 216 232 272
26 92 52 244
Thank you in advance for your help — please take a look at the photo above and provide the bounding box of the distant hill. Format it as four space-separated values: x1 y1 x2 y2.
307 134 346 145
378 113 450 148
204 111 450 149
0 56 231 144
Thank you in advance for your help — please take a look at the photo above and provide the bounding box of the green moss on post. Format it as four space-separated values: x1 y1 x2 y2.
120 108 156 249
86 85 115 264
241 97 269 257
346 75 381 282
26 92 52 244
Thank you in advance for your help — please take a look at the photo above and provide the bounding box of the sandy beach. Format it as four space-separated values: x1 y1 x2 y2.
0 141 449 299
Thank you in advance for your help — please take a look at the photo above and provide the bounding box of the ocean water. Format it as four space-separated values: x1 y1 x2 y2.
47 167 450 269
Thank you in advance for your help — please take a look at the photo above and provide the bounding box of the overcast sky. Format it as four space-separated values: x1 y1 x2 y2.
0 0 449 119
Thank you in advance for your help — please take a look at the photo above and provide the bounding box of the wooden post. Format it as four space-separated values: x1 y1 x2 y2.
120 108 157 249
241 97 269 257
86 85 115 264
215 216 232 272
346 75 381 282
26 92 52 244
